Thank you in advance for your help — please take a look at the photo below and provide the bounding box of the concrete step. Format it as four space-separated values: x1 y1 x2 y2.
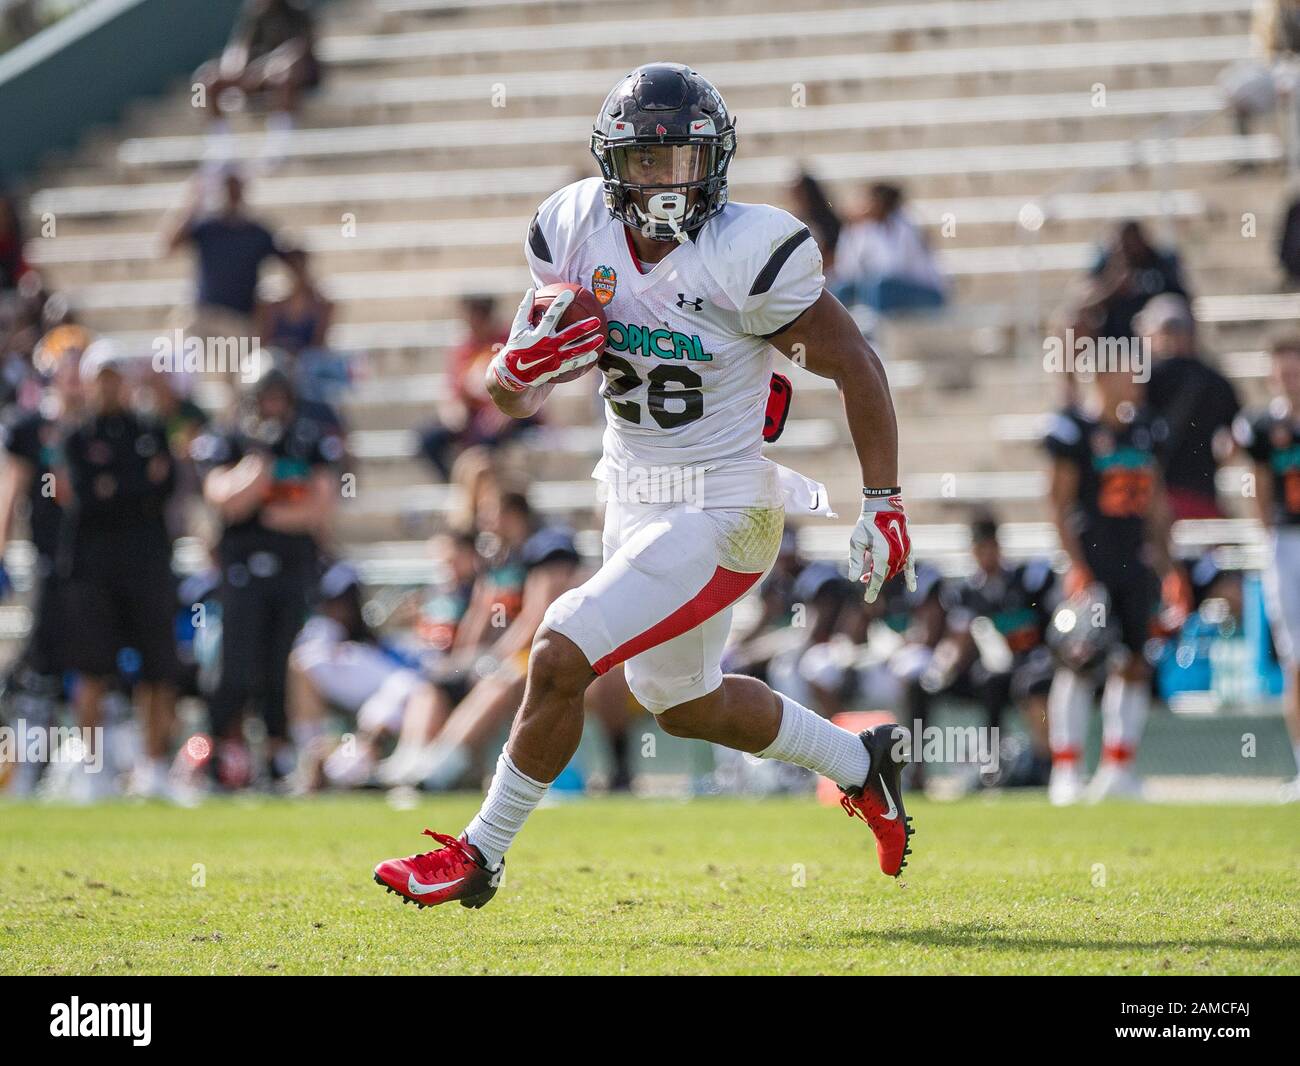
313 0 1250 74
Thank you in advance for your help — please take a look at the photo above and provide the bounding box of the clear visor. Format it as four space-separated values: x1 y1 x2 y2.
611 143 713 187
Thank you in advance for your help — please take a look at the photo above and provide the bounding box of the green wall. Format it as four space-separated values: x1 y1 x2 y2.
0 0 246 183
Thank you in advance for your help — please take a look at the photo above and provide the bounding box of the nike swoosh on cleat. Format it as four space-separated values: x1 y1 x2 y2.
879 780 899 821
407 873 465 895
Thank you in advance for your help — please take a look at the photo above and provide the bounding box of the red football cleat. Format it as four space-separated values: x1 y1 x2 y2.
838 725 915 877
373 830 504 910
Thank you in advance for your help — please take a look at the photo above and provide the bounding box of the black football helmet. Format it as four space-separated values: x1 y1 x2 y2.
1046 583 1118 676
590 63 736 243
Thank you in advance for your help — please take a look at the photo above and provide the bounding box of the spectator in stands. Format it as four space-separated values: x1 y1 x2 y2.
58 340 180 801
193 363 342 789
195 0 321 150
1136 294 1240 519
830 182 947 315
418 296 536 482
161 168 283 361
0 189 29 297
1279 193 1300 285
254 247 344 404
1233 334 1300 802
1 1 39 47
1275 174 1300 284
1077 220 1187 341
1220 1 1300 172
787 170 842 267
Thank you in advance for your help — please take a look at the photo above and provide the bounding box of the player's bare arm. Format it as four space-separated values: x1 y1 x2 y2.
774 290 915 602
202 452 273 524
1047 455 1090 587
771 290 898 487
1144 475 1177 578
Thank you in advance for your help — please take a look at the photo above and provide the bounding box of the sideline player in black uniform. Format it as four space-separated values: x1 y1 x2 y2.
925 514 1057 786
59 341 180 799
193 364 341 788
0 326 89 794
1043 367 1180 805
1233 335 1300 801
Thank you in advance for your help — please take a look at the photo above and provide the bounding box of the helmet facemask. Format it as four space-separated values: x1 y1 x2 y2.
601 141 724 243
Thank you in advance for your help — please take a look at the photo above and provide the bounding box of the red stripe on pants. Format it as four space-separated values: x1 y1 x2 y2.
591 565 762 675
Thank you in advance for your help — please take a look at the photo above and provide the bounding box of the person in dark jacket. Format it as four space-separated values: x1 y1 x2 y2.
59 340 180 799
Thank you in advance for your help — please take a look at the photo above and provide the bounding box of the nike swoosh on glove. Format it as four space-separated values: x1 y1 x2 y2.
848 494 917 603
490 287 605 392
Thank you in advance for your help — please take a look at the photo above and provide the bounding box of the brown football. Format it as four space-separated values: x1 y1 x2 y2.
529 282 607 384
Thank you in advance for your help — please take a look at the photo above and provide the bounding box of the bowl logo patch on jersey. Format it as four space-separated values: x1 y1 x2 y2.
592 265 617 305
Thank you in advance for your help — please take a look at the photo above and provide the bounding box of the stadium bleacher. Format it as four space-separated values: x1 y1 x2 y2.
13 0 1282 557
4 0 1294 771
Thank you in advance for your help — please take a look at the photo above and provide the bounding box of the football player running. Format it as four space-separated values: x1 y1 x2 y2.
374 64 916 910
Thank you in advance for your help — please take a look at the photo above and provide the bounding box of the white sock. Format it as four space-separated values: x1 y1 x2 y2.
1100 676 1148 758
756 692 871 789
1047 668 1090 762
463 751 548 869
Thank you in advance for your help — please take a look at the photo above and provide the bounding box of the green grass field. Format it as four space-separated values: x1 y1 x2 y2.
2 794 1297 975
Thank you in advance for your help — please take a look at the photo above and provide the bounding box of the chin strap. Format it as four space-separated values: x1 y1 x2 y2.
663 212 690 245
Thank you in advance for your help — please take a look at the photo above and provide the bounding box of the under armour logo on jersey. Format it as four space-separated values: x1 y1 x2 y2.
676 294 703 311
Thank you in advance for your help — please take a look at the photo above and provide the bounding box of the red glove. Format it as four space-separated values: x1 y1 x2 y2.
491 287 605 393
849 491 916 603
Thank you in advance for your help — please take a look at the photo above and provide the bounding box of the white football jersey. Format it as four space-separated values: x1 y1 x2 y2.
525 177 824 509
